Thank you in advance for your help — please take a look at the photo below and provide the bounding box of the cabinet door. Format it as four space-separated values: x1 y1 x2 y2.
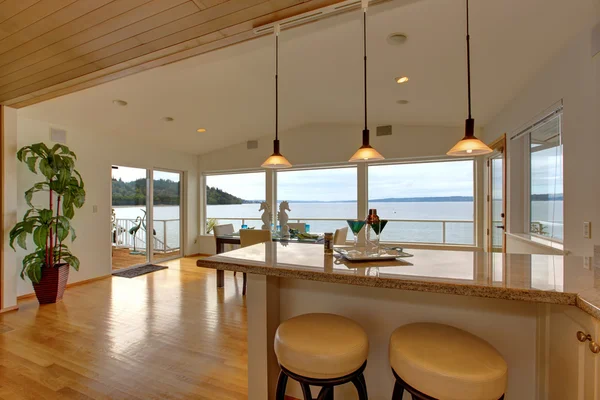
547 306 599 400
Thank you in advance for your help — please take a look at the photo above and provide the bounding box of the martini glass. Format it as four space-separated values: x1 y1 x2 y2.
346 219 366 248
370 220 388 254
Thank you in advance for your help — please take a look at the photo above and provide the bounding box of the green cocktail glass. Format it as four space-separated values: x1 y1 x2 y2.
347 219 366 247
371 220 388 236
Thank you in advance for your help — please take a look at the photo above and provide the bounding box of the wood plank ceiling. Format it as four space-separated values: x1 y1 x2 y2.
0 0 348 108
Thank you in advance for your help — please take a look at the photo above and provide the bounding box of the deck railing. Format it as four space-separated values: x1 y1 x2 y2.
207 217 475 245
113 218 180 253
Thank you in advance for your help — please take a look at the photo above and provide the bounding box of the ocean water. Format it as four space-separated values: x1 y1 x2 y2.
113 200 563 249
208 201 475 244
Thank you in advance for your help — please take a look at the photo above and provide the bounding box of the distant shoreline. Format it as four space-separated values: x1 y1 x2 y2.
236 195 563 204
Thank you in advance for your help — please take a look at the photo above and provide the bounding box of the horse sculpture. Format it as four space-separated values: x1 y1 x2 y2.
259 201 272 230
278 201 291 235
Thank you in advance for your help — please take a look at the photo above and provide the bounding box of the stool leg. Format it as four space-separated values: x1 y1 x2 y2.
351 373 368 400
391 380 404 400
317 386 333 400
300 382 313 400
275 371 288 400
242 273 247 296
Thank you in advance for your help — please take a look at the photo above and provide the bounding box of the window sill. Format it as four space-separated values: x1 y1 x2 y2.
505 232 566 254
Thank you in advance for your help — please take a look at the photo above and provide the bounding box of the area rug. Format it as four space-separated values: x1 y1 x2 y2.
113 264 168 278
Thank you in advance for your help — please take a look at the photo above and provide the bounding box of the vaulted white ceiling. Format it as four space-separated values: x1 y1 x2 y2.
19 0 594 155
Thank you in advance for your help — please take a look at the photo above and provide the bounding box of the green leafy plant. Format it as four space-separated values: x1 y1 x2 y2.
206 218 218 234
9 143 85 283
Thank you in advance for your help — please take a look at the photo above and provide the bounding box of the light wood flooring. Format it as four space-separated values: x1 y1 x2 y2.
111 248 181 270
0 257 248 399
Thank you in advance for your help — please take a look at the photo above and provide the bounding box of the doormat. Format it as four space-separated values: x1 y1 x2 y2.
113 264 168 278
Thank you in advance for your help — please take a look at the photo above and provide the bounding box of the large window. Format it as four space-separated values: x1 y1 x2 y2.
368 160 475 245
529 115 563 241
277 167 357 238
205 172 266 231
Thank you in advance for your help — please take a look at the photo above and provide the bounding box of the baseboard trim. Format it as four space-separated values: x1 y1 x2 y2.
17 274 112 300
0 305 19 314
186 253 212 257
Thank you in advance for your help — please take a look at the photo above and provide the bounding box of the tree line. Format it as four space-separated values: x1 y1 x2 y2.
112 178 181 206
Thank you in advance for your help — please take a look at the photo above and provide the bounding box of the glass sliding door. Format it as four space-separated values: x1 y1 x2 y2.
111 166 150 270
152 170 183 263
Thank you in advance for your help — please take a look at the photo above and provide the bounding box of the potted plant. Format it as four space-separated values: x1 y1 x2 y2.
9 143 85 304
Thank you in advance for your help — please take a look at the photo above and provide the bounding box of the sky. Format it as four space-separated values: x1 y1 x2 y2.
206 160 476 202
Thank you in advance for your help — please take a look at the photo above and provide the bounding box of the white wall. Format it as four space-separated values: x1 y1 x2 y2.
13 116 200 297
199 123 473 170
197 123 486 254
2 107 17 309
483 26 599 257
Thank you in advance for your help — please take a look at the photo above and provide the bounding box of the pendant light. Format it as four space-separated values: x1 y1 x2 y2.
349 0 384 162
447 0 492 156
262 24 292 168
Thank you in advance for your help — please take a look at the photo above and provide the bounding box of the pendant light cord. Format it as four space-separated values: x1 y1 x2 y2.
466 0 472 119
363 9 368 131
275 30 279 141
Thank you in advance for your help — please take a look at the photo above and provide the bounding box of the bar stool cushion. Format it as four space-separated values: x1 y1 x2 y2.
275 313 369 380
389 323 507 400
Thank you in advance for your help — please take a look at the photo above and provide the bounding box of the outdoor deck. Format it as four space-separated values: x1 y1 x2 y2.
112 248 180 270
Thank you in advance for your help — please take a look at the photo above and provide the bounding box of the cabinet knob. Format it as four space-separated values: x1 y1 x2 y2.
576 331 600 354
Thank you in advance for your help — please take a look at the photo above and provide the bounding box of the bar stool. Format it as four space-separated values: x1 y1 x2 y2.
389 323 507 400
274 313 369 400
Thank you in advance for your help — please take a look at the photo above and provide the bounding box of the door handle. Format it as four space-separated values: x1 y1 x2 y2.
576 331 600 354
495 225 505 229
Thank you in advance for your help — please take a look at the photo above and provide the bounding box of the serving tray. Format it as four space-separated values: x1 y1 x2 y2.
334 247 413 261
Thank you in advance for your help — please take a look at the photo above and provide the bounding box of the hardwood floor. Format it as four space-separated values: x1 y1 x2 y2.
111 248 181 270
0 257 248 399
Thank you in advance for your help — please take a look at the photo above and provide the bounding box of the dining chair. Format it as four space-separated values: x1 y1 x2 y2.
239 229 272 295
287 222 307 233
213 224 237 275
213 223 234 236
333 227 348 245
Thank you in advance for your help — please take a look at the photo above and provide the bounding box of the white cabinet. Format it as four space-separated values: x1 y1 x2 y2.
544 305 600 400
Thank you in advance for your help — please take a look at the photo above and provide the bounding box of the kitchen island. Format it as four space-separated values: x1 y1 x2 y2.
197 243 600 400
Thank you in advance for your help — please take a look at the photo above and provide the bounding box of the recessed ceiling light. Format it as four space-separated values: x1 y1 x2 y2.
163 117 174 122
197 128 206 133
387 33 408 46
112 99 127 106
395 76 409 84
396 100 410 105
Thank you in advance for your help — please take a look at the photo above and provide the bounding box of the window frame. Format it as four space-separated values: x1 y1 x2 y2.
200 157 480 249
203 169 267 234
366 158 477 247
524 113 564 243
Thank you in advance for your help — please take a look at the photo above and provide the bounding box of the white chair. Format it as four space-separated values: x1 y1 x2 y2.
333 227 348 245
287 223 306 233
213 223 234 237
212 223 237 276
239 229 272 295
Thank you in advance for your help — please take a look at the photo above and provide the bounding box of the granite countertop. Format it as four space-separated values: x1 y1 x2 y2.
196 242 600 319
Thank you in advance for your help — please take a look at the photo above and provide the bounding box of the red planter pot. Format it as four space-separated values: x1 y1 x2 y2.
33 263 70 304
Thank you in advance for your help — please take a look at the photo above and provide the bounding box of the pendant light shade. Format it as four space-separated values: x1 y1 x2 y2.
349 0 384 163
349 130 385 162
447 0 492 157
262 140 292 168
262 24 292 169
